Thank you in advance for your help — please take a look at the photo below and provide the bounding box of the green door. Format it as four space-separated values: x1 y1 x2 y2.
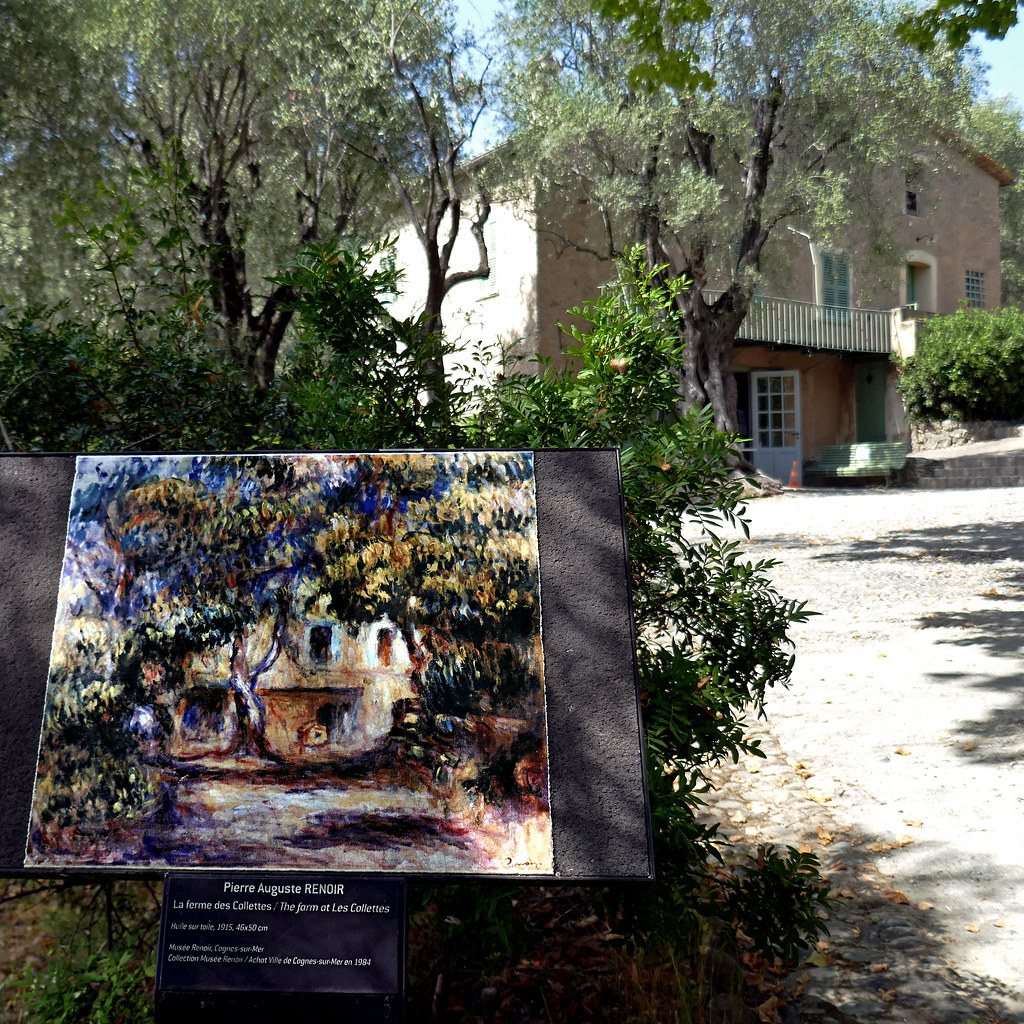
855 360 887 442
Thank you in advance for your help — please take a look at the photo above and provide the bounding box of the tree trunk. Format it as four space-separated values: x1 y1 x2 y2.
227 611 286 758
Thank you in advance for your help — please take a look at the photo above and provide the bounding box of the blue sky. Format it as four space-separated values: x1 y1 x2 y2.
974 23 1024 108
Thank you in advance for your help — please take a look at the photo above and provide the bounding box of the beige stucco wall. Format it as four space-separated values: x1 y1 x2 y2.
533 202 617 364
892 155 1003 313
753 153 1004 315
388 199 541 379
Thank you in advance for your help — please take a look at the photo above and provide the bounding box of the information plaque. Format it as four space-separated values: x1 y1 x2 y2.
155 872 404 1023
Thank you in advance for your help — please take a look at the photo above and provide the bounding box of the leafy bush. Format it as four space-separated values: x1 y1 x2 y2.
8 943 155 1024
0 166 261 453
2 204 818 1012
724 846 831 964
896 306 1024 422
0 881 159 1024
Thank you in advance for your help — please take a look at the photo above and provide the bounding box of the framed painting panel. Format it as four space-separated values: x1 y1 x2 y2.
0 450 651 880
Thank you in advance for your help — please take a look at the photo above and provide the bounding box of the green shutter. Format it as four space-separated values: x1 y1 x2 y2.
822 252 850 309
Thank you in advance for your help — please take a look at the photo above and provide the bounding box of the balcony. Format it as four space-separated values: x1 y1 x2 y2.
703 291 899 355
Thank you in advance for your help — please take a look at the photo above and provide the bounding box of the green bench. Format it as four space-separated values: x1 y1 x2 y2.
811 442 911 486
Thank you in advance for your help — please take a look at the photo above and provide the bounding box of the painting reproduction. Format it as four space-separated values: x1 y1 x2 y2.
25 452 552 873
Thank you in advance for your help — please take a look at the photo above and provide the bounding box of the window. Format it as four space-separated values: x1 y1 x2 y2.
965 271 986 309
822 251 850 322
309 625 332 662
905 172 920 216
906 264 919 307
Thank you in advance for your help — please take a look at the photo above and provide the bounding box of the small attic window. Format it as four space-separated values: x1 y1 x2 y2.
905 172 920 216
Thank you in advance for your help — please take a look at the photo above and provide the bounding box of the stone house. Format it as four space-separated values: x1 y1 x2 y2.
171 606 415 765
388 140 1012 482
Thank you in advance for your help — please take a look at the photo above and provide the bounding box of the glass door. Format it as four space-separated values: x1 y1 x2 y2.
751 371 801 483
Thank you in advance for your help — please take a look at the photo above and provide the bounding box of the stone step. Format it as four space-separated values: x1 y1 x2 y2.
904 451 1024 489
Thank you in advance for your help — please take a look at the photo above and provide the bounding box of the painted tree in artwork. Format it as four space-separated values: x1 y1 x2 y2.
54 457 321 764
316 453 542 719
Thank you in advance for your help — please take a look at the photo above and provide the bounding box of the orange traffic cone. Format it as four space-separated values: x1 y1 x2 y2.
788 461 799 489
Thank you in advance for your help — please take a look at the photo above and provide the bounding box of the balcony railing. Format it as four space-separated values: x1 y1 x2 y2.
703 291 895 354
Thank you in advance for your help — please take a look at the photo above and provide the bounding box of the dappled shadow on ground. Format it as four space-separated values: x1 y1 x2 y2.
784 519 1024 770
701 733 1024 1022
925 668 1024 766
804 521 1024 567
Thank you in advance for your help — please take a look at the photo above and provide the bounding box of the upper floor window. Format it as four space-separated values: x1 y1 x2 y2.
821 251 851 324
822 249 850 301
905 172 920 216
309 625 332 662
965 270 986 309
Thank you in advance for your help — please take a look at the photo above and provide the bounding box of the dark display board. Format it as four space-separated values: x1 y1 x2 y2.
0 450 651 880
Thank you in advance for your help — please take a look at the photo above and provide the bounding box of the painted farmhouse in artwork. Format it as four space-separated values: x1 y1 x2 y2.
173 609 415 764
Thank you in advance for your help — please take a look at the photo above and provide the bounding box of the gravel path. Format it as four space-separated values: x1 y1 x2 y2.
702 486 1024 1022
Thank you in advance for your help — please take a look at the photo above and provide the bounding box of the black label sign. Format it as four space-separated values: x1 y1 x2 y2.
156 873 404 995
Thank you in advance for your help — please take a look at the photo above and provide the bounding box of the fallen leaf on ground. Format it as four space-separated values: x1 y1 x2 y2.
963 742 976 752
755 995 782 1023
877 652 888 658
985 589 999 596
807 951 829 968
916 901 934 911
871 963 891 973
798 843 814 854
816 827 833 845
903 818 923 827
895 748 912 756
834 886 858 899
883 889 911 905
807 790 832 804
995 920 1008 928
965 924 980 933
867 839 912 852
879 989 899 1003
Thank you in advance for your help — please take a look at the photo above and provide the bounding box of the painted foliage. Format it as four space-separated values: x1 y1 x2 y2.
26 452 552 873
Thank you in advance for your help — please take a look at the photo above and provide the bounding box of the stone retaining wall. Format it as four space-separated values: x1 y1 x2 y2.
909 419 1024 450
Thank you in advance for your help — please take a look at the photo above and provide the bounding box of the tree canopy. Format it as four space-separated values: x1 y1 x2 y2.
502 0 976 430
0 0 494 385
899 0 1020 49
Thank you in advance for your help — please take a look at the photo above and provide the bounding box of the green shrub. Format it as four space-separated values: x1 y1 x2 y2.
2 214 818 1004
896 306 1024 422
